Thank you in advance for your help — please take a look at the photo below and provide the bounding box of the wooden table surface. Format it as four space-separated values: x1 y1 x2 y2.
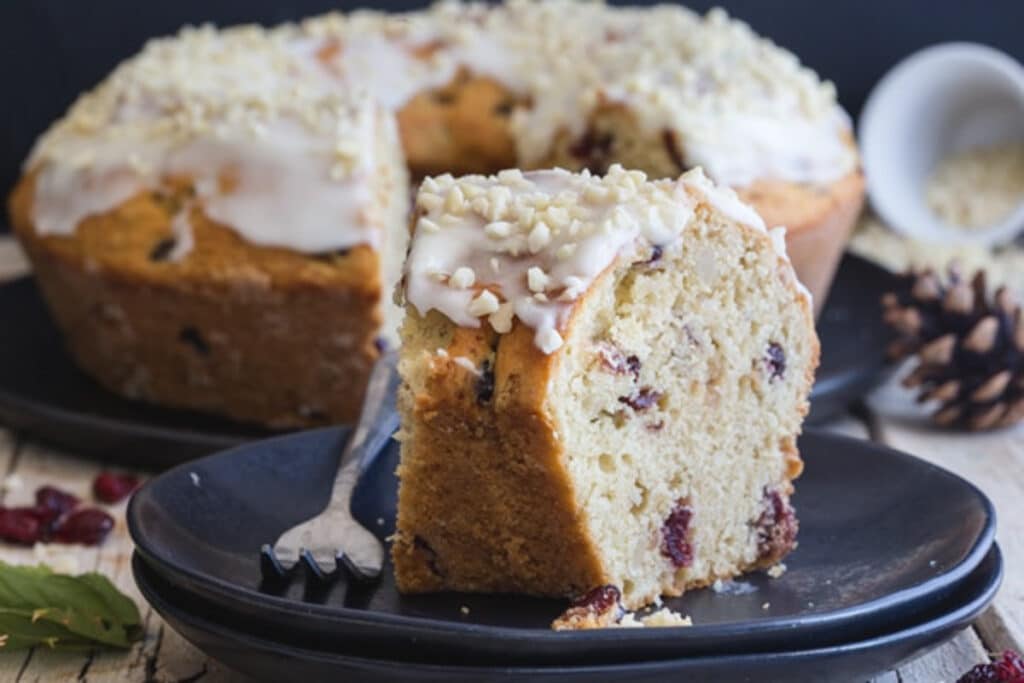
0 235 1020 682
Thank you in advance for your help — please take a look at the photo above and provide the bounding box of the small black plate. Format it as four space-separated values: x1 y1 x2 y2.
0 253 893 465
807 253 899 424
135 546 1002 683
128 428 995 666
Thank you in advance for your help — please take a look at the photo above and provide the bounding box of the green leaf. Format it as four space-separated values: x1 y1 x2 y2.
0 562 143 652
0 609 94 652
76 573 142 627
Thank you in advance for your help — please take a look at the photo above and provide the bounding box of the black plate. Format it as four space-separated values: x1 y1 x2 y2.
0 253 893 465
806 253 899 424
135 545 1002 683
128 428 995 666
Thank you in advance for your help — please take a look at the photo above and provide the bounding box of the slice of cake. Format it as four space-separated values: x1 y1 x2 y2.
392 165 818 625
9 26 410 426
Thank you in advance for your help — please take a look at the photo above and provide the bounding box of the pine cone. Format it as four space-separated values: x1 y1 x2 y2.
881 267 1024 430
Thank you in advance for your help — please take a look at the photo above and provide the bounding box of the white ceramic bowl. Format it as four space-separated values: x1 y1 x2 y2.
859 43 1024 246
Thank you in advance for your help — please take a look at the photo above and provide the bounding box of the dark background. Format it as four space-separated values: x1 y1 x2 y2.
3 0 1023 231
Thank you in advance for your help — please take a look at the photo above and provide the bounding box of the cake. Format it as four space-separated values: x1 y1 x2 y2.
391 165 818 625
8 1 856 426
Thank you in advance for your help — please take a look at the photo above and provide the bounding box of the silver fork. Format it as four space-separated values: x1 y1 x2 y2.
260 349 400 584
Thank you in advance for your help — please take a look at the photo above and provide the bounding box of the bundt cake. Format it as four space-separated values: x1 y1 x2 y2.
391 165 818 624
8 26 410 427
8 0 855 426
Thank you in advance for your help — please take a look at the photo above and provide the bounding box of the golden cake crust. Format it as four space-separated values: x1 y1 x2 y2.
392 320 610 595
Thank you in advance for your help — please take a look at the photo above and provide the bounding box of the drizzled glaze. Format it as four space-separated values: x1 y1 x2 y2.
28 2 855 254
404 165 802 354
28 25 388 256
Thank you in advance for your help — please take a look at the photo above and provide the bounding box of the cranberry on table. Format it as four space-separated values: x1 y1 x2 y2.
52 508 115 546
958 650 1024 683
0 507 43 545
93 472 141 504
35 485 80 516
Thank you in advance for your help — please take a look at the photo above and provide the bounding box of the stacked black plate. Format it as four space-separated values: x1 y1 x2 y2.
128 428 1001 682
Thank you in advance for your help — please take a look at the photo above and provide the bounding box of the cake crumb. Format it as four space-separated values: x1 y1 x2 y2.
460 606 470 615
766 562 787 579
189 471 201 487
761 602 771 610
616 607 692 628
376 517 385 526
929 560 937 568
711 579 758 595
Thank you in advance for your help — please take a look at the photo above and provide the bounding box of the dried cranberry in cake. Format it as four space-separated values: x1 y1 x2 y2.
413 535 443 577
179 326 210 355
764 343 786 381
662 130 687 174
475 359 495 405
619 387 661 411
551 584 624 630
596 343 641 380
957 650 1024 683
755 489 798 564
571 584 621 612
148 237 177 262
568 128 613 174
660 501 694 568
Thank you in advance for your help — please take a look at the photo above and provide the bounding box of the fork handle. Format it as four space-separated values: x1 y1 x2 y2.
330 349 401 505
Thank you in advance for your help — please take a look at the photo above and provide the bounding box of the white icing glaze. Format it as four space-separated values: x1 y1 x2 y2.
28 24 386 254
28 2 855 251
405 165 803 353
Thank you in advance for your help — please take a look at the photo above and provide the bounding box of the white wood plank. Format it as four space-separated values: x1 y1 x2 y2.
0 237 28 282
894 628 990 682
870 379 1024 652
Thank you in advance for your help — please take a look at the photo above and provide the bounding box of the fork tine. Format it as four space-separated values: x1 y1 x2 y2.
259 544 296 593
339 552 381 583
260 544 291 577
300 548 338 585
